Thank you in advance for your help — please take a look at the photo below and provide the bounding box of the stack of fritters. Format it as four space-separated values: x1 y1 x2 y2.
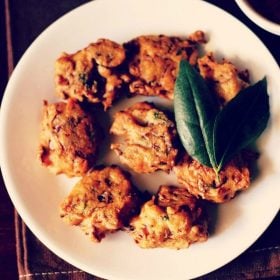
38 31 253 249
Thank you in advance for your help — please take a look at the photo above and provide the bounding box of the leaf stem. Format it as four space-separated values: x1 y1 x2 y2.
213 165 221 183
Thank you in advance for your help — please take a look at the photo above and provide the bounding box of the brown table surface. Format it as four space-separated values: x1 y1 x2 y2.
0 0 279 279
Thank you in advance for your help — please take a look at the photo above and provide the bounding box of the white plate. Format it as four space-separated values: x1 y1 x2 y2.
1 0 280 279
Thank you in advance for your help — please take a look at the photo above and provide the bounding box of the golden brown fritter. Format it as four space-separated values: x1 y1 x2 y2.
129 185 208 249
110 102 178 173
174 154 250 203
38 99 99 177
55 39 127 110
198 53 249 104
126 31 206 99
60 166 142 242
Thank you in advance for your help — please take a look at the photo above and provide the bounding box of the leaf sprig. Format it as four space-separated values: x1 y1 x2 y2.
174 60 270 174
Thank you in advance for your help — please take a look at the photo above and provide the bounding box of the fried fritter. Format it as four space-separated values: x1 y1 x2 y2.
129 185 208 249
126 31 206 99
174 154 250 203
38 99 99 177
60 166 141 242
55 39 127 110
198 53 249 104
110 102 178 173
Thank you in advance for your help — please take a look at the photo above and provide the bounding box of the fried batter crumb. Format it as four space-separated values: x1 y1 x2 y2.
129 185 208 249
60 166 142 242
110 102 178 173
38 99 100 177
174 154 250 203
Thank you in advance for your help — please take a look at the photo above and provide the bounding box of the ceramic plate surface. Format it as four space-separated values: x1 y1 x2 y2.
1 0 280 279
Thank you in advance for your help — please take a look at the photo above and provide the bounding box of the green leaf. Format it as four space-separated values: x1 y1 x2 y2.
174 60 220 168
213 78 270 172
